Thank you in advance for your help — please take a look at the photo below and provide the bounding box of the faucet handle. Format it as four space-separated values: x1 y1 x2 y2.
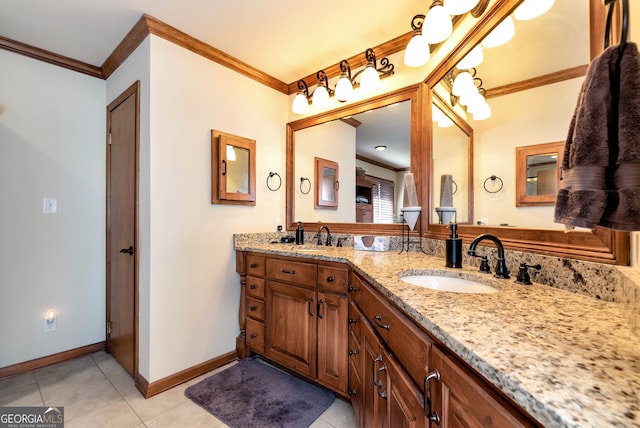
336 238 346 247
325 234 333 247
470 254 491 274
515 263 541 285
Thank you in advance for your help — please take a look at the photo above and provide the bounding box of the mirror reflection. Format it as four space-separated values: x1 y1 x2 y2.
295 100 410 224
525 153 556 196
226 145 250 194
432 0 589 229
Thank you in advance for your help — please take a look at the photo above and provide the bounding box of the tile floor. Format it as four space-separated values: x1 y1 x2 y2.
0 352 358 428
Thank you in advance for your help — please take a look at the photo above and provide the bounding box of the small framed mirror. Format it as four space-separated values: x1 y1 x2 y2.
315 157 339 209
515 141 564 206
211 130 256 205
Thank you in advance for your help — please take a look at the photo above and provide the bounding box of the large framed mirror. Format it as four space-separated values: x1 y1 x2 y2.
425 0 628 264
286 84 425 235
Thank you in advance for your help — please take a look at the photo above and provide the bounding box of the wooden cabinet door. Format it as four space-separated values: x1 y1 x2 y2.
430 347 532 428
317 292 348 393
362 316 388 428
265 280 317 378
348 301 364 425
386 351 428 428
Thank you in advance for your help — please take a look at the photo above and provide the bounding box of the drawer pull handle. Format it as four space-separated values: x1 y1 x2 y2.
250 263 258 268
372 355 383 388
348 318 357 324
308 297 315 316
317 299 325 319
281 268 296 275
373 315 390 330
326 276 335 282
250 333 257 339
349 349 358 355
424 370 441 425
250 306 257 311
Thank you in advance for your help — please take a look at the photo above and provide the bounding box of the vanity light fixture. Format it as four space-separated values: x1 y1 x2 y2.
291 49 394 114
423 0 453 44
481 15 515 48
444 0 480 15
432 105 454 128
404 14 430 67
374 145 387 151
514 0 555 21
448 68 491 121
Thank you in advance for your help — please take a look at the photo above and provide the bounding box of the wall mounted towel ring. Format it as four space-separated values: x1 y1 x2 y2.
266 172 282 191
300 177 311 194
604 0 628 49
452 179 458 195
483 175 504 193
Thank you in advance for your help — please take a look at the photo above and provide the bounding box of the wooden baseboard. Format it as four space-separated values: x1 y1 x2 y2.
0 342 106 380
137 350 238 398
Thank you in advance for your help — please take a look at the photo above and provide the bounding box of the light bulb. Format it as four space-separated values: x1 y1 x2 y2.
312 84 330 108
472 101 492 120
226 145 236 161
334 76 354 102
452 71 474 96
482 16 515 48
360 65 380 92
292 92 309 114
456 45 483 70
404 33 430 67
514 0 555 21
423 4 452 44
444 0 480 16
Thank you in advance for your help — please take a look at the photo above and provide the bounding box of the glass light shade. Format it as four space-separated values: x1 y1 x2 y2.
423 4 452 44
334 76 354 102
465 92 485 113
482 16 515 48
404 33 430 67
360 65 381 92
312 84 330 108
456 45 483 70
444 0 480 16
514 0 554 21
451 71 474 96
292 92 309 114
472 101 492 120
459 87 482 107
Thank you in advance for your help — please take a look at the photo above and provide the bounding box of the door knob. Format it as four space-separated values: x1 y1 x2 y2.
119 246 134 255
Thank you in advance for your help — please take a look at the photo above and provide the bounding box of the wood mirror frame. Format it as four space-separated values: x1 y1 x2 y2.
515 141 564 207
286 84 425 235
423 0 629 264
314 157 339 209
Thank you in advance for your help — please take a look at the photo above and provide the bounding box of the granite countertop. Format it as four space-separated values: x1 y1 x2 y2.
235 243 640 428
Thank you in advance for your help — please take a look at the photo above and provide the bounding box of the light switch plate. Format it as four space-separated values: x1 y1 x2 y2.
43 197 57 214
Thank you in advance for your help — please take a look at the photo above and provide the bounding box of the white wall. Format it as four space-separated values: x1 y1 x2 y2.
295 121 356 223
146 35 288 381
473 77 583 228
0 51 106 367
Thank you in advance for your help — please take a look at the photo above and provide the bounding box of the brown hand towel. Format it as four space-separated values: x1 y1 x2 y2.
554 42 640 231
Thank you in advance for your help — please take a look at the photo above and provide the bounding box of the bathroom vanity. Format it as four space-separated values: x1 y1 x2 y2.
235 243 640 428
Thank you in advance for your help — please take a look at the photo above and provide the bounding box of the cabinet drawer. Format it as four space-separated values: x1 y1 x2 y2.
357 277 432 390
246 318 265 352
247 255 265 277
318 266 348 294
247 296 265 321
266 258 317 288
246 276 265 299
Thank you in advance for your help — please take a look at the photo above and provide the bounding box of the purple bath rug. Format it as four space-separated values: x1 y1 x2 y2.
185 357 335 428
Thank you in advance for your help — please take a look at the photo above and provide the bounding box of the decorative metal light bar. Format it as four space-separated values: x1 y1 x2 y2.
291 48 395 114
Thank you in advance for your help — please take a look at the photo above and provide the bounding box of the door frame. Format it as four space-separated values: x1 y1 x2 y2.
106 80 141 379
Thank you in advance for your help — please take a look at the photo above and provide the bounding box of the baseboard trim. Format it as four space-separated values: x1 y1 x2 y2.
137 350 238 398
0 342 106 379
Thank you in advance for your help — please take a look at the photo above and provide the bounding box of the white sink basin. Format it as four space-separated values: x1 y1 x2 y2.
400 275 498 294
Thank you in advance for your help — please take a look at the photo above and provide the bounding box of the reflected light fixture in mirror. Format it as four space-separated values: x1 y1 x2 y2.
481 15 515 48
514 0 555 21
432 105 454 128
456 44 483 69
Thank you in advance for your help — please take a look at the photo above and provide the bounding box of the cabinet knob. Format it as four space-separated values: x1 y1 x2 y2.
250 333 257 339
326 276 335 282
349 349 358 355
348 318 357 324
348 389 357 396
250 263 258 268
348 286 357 292
250 284 257 290
250 306 257 311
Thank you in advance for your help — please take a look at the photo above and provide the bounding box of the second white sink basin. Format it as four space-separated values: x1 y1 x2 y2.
400 275 498 294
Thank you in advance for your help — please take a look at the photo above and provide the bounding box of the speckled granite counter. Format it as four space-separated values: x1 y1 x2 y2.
234 241 640 428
